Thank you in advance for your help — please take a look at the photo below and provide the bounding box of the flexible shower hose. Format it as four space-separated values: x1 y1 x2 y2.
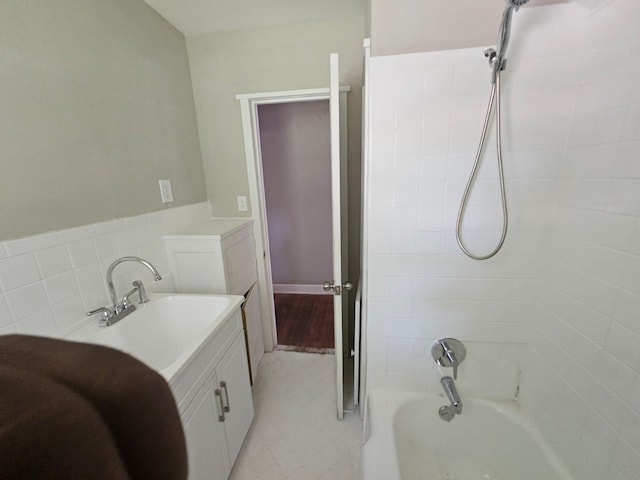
455 71 508 260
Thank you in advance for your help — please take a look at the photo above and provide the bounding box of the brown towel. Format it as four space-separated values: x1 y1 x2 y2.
0 334 188 480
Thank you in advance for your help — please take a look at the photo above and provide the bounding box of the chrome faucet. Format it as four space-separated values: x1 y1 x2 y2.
86 256 162 326
439 376 463 422
107 256 161 314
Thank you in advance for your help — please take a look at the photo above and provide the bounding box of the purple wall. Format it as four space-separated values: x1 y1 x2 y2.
259 100 333 286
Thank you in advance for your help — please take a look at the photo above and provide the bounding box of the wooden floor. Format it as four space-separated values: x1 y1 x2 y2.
274 293 334 350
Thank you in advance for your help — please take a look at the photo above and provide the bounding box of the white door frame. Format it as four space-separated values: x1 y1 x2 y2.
236 87 350 353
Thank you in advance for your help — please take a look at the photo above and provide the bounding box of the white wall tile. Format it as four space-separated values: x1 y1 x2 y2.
94 219 125 235
5 283 49 321
0 203 207 337
420 155 447 182
94 233 118 260
607 179 640 216
396 100 423 128
0 294 12 327
16 309 57 336
68 238 98 268
4 233 58 256
605 322 640 370
396 66 425 100
57 225 96 243
0 254 41 291
614 141 640 178
74 262 105 294
391 232 416 255
608 439 640 480
36 245 73 278
43 271 80 306
115 229 137 252
613 290 640 336
52 296 86 333
598 351 637 401
587 380 629 432
369 183 393 208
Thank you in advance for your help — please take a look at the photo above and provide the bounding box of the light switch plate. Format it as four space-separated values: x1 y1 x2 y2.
159 180 174 203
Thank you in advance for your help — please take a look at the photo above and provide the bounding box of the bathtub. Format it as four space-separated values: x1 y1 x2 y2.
361 389 573 480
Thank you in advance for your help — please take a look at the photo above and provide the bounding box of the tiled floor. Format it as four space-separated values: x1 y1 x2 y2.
230 351 362 480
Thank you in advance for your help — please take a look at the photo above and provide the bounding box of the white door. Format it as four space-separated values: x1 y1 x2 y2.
327 53 351 420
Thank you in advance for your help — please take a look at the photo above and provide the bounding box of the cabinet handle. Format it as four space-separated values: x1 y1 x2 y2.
214 389 225 422
220 381 231 413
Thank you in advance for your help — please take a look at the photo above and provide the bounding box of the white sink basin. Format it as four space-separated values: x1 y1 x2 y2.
80 294 244 380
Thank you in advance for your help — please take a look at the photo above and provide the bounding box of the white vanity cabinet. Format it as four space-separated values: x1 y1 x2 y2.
171 309 254 480
164 219 264 383
164 219 257 296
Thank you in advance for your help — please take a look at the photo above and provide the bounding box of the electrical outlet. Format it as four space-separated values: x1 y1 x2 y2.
237 195 248 212
159 180 174 203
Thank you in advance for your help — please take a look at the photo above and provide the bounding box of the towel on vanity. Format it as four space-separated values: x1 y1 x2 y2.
0 334 188 480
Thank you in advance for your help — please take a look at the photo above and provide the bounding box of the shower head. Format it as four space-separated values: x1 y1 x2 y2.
496 0 529 61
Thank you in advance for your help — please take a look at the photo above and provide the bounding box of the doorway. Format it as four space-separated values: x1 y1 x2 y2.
257 100 335 352
237 80 351 418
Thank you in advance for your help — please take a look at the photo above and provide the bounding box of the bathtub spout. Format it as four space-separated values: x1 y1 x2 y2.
440 376 463 414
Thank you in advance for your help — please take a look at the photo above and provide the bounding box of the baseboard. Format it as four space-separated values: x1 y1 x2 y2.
272 284 331 295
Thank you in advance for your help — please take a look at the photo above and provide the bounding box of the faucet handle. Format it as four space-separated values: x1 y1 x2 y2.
132 280 149 304
86 307 113 327
86 307 111 318
431 338 466 380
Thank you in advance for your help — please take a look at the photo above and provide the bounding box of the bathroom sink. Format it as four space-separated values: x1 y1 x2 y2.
81 294 244 380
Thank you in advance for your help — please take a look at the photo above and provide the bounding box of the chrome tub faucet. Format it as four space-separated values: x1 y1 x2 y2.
439 376 463 422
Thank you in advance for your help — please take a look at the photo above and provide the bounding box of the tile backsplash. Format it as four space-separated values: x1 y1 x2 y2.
0 203 209 337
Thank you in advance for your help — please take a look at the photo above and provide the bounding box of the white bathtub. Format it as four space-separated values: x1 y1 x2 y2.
361 389 573 480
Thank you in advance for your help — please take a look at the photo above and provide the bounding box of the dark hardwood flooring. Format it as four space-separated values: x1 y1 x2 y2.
274 293 334 350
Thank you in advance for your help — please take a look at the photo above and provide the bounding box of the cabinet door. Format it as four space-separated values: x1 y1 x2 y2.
182 380 231 480
217 333 254 464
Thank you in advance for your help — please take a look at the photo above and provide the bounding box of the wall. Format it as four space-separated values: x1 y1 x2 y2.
186 16 364 286
368 0 569 56
365 0 640 477
365 2 582 397
0 203 209 337
0 0 207 241
259 101 333 287
518 0 640 478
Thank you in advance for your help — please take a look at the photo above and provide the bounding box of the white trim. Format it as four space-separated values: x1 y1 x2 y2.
273 284 332 295
236 86 350 101
360 41 371 420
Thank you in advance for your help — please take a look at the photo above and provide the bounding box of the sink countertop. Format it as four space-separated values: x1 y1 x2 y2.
162 218 253 239
67 293 244 382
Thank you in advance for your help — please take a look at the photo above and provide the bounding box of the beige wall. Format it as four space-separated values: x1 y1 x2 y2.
186 16 365 283
0 0 207 241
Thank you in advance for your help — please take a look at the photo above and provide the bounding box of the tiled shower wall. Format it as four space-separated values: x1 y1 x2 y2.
366 3 583 398
519 0 640 478
365 0 640 476
0 203 209 338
